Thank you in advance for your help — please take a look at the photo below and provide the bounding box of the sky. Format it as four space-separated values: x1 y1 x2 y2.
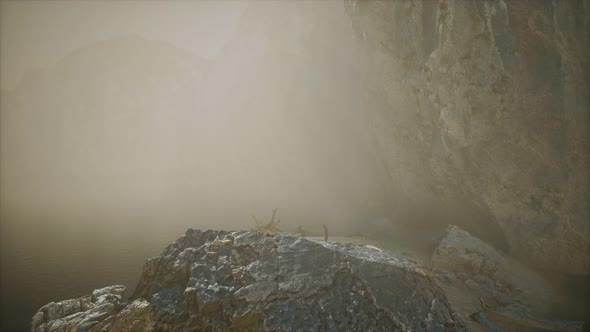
0 0 247 90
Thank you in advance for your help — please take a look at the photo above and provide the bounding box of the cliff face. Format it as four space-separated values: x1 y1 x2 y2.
346 0 590 274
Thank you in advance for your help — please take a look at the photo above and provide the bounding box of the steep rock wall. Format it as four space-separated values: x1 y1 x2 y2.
346 0 590 274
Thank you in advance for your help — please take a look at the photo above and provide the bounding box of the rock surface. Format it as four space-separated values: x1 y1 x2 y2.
346 0 590 274
90 299 155 332
31 285 127 332
32 230 466 331
132 229 464 331
432 225 585 331
433 225 506 277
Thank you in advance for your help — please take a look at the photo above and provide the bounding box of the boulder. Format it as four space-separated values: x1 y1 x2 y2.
432 225 585 331
130 229 465 331
31 230 466 331
432 225 506 277
30 285 125 332
432 225 551 298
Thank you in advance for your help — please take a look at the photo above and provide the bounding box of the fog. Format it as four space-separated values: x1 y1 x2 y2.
1 1 399 241
1 2 406 328
3 1 589 330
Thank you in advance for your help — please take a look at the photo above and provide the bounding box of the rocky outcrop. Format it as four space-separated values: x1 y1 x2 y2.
90 299 155 332
433 225 506 277
132 229 464 331
432 225 585 331
31 293 154 332
346 0 590 274
31 285 128 332
32 230 466 331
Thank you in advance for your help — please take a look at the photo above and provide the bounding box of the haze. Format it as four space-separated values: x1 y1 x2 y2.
1 0 394 240
1 2 402 328
2 0 589 330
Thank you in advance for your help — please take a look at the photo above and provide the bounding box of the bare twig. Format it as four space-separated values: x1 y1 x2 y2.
250 209 282 234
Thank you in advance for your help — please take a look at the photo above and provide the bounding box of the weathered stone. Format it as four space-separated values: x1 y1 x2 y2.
432 225 553 302
32 230 465 331
432 225 506 277
76 321 99 332
130 229 464 331
430 225 585 330
346 0 590 275
31 286 126 332
92 285 125 306
480 303 585 331
31 311 44 330
90 299 154 332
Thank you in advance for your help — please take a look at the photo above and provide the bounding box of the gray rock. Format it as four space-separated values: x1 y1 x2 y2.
92 285 125 306
432 225 553 299
432 225 505 277
31 311 44 329
90 299 154 332
76 321 99 332
131 229 466 331
429 225 583 329
32 230 465 331
31 285 126 332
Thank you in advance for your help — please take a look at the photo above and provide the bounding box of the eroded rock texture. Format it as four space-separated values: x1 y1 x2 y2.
30 285 131 332
433 225 506 277
346 0 590 274
432 225 585 331
130 229 464 331
31 230 466 331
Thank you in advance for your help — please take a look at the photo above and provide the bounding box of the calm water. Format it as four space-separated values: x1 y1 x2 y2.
0 220 188 331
